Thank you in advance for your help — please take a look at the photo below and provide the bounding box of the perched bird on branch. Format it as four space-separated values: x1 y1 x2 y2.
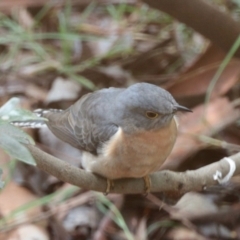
12 83 191 193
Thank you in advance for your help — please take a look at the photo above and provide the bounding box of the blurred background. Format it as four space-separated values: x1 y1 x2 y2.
0 0 240 239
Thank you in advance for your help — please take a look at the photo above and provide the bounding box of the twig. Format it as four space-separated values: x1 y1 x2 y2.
26 144 240 194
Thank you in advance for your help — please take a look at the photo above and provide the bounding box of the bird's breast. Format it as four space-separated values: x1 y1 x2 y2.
82 118 178 179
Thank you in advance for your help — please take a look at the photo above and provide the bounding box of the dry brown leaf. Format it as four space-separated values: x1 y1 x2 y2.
5 224 49 240
172 192 218 220
166 227 208 240
25 84 48 102
0 182 45 239
0 181 40 220
45 77 81 103
13 7 34 30
168 45 240 98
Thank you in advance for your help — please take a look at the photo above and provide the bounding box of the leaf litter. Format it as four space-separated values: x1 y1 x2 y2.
0 1 240 239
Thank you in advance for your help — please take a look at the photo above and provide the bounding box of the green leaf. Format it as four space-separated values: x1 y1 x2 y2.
0 97 20 116
0 97 47 122
0 133 36 165
0 99 37 165
0 123 35 145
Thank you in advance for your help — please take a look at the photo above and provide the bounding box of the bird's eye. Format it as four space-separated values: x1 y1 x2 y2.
146 111 159 119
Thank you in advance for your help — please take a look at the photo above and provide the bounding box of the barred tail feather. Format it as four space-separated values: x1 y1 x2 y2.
34 108 63 117
11 108 63 128
11 120 47 128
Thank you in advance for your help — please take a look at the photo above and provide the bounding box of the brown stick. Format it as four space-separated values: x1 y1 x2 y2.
26 144 240 194
143 0 240 58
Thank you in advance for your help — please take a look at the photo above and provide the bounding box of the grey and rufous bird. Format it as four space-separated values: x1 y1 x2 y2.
13 83 191 193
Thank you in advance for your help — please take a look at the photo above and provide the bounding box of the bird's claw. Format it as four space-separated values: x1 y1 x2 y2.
105 179 114 195
143 175 151 196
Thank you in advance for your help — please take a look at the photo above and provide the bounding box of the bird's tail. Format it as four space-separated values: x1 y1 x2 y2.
33 108 63 117
12 119 47 128
11 108 63 128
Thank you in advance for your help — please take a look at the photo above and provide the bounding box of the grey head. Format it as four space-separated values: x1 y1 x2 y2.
113 83 191 133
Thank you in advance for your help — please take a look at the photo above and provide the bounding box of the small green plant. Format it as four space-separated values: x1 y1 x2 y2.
147 220 177 237
0 98 45 165
96 193 134 240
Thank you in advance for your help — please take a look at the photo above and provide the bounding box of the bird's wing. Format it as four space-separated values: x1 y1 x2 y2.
45 90 120 155
72 118 118 154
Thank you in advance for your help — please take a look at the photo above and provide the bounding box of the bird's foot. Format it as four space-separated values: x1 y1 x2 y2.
143 175 151 195
104 179 114 195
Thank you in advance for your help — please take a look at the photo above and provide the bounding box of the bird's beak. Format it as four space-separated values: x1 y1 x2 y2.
174 105 192 112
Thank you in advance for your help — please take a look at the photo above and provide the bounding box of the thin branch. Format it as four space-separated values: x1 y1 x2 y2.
143 0 240 58
26 144 240 194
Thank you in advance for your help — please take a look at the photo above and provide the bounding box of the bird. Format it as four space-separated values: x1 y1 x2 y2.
12 82 192 193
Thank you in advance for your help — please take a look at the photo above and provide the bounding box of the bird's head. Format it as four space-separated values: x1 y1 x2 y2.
115 83 191 133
